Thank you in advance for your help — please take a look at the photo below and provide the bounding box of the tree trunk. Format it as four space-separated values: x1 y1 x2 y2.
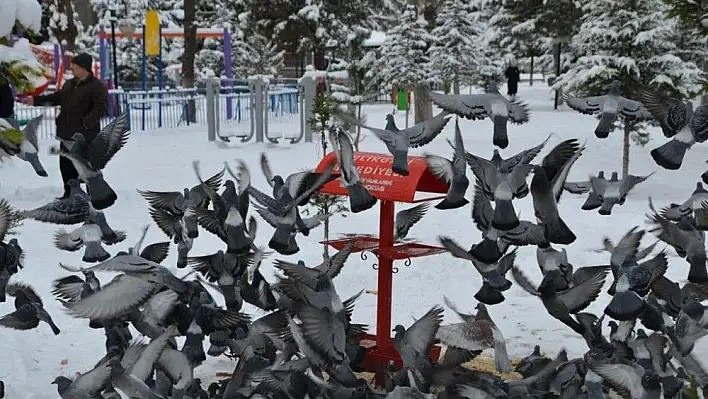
413 86 433 123
182 0 197 122
322 217 330 261
53 0 78 52
622 121 632 178
354 104 363 151
529 56 534 86
453 75 460 94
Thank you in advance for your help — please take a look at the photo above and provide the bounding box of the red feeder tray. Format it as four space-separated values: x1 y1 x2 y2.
314 151 451 384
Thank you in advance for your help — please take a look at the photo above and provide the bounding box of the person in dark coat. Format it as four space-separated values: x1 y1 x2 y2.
504 62 521 101
24 53 108 199
0 81 14 119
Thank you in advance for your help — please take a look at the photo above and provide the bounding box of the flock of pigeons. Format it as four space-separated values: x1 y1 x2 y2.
0 80 707 399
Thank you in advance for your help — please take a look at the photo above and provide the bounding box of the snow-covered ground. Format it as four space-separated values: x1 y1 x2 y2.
1 81 706 398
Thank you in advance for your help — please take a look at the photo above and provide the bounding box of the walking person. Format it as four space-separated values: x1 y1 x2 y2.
504 61 521 101
23 53 108 199
0 81 14 119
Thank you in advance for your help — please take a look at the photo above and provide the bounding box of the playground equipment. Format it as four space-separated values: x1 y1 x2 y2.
314 152 450 379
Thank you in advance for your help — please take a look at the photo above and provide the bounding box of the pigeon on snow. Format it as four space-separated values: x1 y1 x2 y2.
563 80 653 138
427 81 530 149
632 86 708 170
424 119 470 210
328 126 377 213
57 111 131 210
335 110 451 176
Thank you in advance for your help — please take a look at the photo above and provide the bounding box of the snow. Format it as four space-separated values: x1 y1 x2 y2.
0 0 17 38
14 0 42 33
363 30 385 47
3 81 708 397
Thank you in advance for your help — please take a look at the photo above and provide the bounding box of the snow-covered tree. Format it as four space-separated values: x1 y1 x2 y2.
556 0 705 175
0 0 46 93
236 33 284 76
428 0 479 94
468 0 505 88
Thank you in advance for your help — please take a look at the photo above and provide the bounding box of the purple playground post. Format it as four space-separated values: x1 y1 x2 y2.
53 45 60 75
224 27 232 120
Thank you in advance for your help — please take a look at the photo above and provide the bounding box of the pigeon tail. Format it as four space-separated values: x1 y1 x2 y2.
598 201 616 216
86 175 118 210
269 224 295 255
176 245 189 268
604 290 645 321
688 262 708 284
23 152 48 177
474 282 505 305
392 150 409 176
543 217 576 245
650 140 691 170
225 227 252 257
82 241 111 263
282 236 300 256
183 215 199 239
581 192 602 211
493 341 512 373
594 112 615 138
435 196 469 210
220 284 241 310
492 116 509 149
346 182 377 214
492 199 519 231
468 238 503 264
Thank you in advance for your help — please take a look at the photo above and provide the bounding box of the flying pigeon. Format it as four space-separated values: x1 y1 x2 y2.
563 80 653 138
334 110 451 176
260 152 337 208
655 182 708 222
564 171 606 211
328 126 377 213
57 111 131 210
631 86 708 170
21 179 91 224
52 353 114 398
426 81 530 149
438 236 515 305
4 115 48 176
424 120 469 210
0 281 60 334
591 171 654 215
138 167 224 239
530 139 584 245
394 203 429 240
53 219 127 263
392 306 444 390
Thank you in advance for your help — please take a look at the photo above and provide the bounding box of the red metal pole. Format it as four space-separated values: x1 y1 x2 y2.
376 200 395 349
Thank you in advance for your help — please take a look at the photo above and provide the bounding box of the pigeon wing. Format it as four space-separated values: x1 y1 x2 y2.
508 101 530 124
436 322 492 351
335 129 361 184
497 248 518 275
401 305 444 354
396 203 430 235
564 181 592 194
562 94 604 115
89 254 159 273
139 242 170 264
427 91 490 120
73 360 113 393
51 275 86 302
555 268 608 313
86 112 130 170
619 98 654 121
510 266 541 297
471 182 493 231
424 154 454 183
8 281 43 306
188 167 225 207
253 205 279 229
53 227 84 250
63 275 156 319
137 190 185 215
500 134 551 172
21 201 88 225
502 222 548 247
317 241 353 279
619 172 653 197
407 111 451 147
692 105 708 142
631 87 686 137
148 207 181 239
260 152 276 189
551 142 585 202
464 152 499 195
590 362 644 399
155 348 192 389
21 114 43 150
0 305 39 330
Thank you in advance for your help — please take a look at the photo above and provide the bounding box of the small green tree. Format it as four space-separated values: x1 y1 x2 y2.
7 209 23 236
306 92 349 260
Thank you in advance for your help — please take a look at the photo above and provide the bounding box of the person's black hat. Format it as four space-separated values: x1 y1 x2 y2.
72 53 93 73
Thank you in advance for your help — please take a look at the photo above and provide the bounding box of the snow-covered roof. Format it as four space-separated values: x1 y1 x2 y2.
363 31 385 47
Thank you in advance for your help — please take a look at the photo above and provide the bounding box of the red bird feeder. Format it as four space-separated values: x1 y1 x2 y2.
314 151 451 377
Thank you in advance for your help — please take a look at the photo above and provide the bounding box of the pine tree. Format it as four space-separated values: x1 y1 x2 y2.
487 0 542 61
556 0 705 176
428 0 479 94
467 0 505 87
663 0 708 37
367 4 434 99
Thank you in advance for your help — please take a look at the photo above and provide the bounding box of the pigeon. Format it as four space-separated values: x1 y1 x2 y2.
52 355 113 398
394 203 429 240
0 281 60 334
587 357 662 399
57 112 131 210
392 306 444 390
563 80 653 138
334 110 451 176
51 269 101 303
591 171 654 215
530 139 584 245
437 297 512 373
137 167 225 239
53 215 127 263
469 181 548 263
672 297 708 355
83 253 189 294
260 152 337 208
6 115 48 176
656 182 708 221
438 236 515 305
328 126 377 213
511 264 608 336
564 171 605 211
21 179 91 225
631 86 708 170
424 120 469 210
647 198 708 283
426 81 530 149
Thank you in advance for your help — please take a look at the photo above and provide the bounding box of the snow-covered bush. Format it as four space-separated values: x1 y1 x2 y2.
0 0 46 92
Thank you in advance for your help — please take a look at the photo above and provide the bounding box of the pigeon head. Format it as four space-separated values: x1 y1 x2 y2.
597 171 605 178
609 172 619 182
51 376 73 394
608 80 621 93
392 324 406 338
607 320 618 332
272 175 285 186
71 133 86 143
694 182 707 194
